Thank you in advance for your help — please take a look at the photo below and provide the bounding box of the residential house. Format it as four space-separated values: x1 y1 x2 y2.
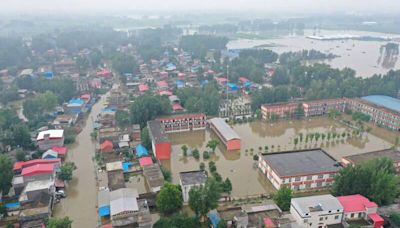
147 120 171 160
179 170 208 202
36 129 64 151
142 163 164 193
342 149 400 173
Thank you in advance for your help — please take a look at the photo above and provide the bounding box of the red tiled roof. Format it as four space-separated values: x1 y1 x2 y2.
159 90 173 96
139 84 149 92
100 140 113 152
172 103 184 111
80 93 91 100
239 77 250 83
21 164 54 176
139 157 153 167
156 80 168 87
336 194 378 213
368 213 384 225
51 146 68 156
14 158 60 171
214 77 228 83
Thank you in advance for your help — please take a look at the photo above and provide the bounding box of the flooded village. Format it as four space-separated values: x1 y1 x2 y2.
1 10 400 228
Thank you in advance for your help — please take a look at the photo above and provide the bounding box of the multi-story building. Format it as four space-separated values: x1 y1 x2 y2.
209 118 241 151
290 194 344 228
261 102 300 119
258 149 341 191
179 170 208 202
347 96 400 131
342 149 400 173
303 99 347 117
36 129 64 151
157 114 207 133
147 120 171 160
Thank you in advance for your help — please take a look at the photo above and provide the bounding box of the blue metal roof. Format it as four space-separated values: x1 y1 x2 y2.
227 83 239 90
122 162 132 172
135 144 148 157
208 211 220 227
362 95 400 113
99 206 110 217
69 98 84 105
5 202 20 208
175 80 185 86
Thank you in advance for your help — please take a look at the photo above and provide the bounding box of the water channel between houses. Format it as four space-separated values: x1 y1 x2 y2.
162 117 393 197
53 93 108 228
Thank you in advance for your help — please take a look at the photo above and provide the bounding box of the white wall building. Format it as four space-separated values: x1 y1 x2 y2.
179 170 207 202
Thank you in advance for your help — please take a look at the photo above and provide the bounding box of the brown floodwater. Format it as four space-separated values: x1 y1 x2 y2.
163 117 392 197
53 94 108 228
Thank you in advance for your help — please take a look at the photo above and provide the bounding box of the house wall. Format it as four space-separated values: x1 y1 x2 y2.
37 138 64 151
180 181 205 202
290 203 343 227
23 173 54 184
227 139 241 151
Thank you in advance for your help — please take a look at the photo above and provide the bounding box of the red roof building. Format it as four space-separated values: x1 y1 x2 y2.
14 158 61 173
80 93 91 100
239 77 250 83
139 157 153 167
138 84 149 92
21 164 55 176
156 80 169 89
159 90 173 96
100 140 114 153
214 77 228 86
96 69 113 78
172 103 184 112
336 194 383 228
51 146 68 157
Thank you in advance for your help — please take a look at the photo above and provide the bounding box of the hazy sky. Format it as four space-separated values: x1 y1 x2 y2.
1 0 399 14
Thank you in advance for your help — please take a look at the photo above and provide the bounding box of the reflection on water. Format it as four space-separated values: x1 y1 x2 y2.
227 29 400 77
165 117 391 197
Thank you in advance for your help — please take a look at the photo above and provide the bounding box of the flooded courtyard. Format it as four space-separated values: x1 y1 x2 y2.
163 117 393 197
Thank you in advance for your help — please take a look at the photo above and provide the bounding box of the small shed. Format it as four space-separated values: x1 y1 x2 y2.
139 157 153 167
100 140 114 153
135 144 148 157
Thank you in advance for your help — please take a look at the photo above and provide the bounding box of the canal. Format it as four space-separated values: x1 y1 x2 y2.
53 93 108 228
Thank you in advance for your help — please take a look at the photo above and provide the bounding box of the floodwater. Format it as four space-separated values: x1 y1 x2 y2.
53 94 108 228
163 117 392 197
227 29 400 77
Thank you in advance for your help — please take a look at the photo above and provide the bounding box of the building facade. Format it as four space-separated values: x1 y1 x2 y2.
261 102 300 120
36 129 65 151
147 120 171 160
157 114 207 133
303 99 347 117
258 149 341 191
179 170 208 202
209 118 241 151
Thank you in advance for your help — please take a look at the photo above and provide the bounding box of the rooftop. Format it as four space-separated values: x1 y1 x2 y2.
143 163 164 188
98 189 110 208
261 149 341 177
110 188 139 216
343 149 400 164
147 120 169 144
179 170 208 186
106 161 123 172
209 118 240 141
362 95 400 113
336 194 378 213
14 158 61 171
21 164 55 176
36 129 64 141
24 179 54 192
291 194 343 217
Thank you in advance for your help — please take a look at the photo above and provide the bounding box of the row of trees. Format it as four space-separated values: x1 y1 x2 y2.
0 108 32 150
180 34 228 59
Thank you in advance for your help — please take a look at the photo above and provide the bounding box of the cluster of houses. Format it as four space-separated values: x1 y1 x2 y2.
261 95 400 131
2 129 69 227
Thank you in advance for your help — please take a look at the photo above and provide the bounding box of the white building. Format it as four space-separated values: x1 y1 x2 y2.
290 194 343 228
36 129 64 151
179 170 207 202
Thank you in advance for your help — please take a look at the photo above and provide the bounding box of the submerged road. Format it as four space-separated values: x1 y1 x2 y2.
54 93 107 227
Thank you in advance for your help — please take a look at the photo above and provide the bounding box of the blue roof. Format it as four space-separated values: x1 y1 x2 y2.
244 81 252 87
5 202 20 208
122 162 132 172
175 80 185 86
69 98 84 105
99 206 110 217
208 211 220 227
227 83 239 90
42 71 54 78
135 144 148 157
362 95 400 113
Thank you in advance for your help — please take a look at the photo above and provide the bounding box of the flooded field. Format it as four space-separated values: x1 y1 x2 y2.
227 29 400 77
53 94 108 228
163 117 392 197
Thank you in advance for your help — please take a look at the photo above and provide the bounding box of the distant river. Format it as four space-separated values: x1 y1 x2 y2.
227 29 400 78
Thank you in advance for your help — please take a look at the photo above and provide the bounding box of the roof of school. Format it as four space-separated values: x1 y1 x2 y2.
362 95 400 113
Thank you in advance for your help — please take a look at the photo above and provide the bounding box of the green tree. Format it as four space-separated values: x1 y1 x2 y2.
332 158 399 205
154 213 199 228
222 178 232 194
181 145 188 156
160 166 172 182
141 127 151 149
192 148 200 159
115 110 130 128
156 183 183 215
46 217 73 228
57 162 77 182
112 53 137 75
189 178 221 221
130 94 171 128
16 149 26 161
293 138 299 147
199 162 205 170
209 161 217 173
206 139 220 153
273 185 292 211
0 154 13 194
11 123 32 149
203 151 210 159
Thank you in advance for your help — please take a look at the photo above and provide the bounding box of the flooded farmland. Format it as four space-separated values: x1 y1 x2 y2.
163 117 392 197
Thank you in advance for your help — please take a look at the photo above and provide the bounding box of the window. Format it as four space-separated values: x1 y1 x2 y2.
316 182 323 187
329 173 335 178
318 174 323 179
351 213 354 218
307 175 312 180
335 215 339 220
295 176 301 181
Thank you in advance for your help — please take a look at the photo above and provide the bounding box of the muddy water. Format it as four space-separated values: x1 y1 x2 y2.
227 29 400 77
53 94 108 228
163 117 392 197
